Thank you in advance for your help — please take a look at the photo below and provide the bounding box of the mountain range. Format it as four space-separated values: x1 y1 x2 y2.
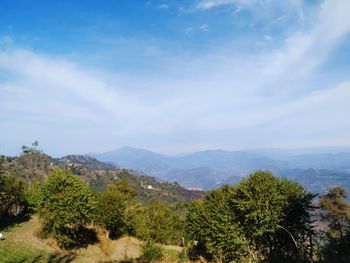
90 146 350 194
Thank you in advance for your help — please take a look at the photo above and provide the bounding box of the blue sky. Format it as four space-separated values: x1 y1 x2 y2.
0 0 350 156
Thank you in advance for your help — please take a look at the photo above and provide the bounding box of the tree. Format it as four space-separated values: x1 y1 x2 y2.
186 171 315 263
24 179 43 212
38 169 96 248
133 199 182 244
94 179 137 238
231 171 315 262
186 186 249 262
0 174 26 218
319 187 350 262
320 187 350 239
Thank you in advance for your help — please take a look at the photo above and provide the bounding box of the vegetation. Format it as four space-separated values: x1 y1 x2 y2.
38 169 96 248
2 144 350 262
186 171 315 262
140 242 164 262
319 186 350 262
94 179 137 239
0 173 26 219
133 198 184 245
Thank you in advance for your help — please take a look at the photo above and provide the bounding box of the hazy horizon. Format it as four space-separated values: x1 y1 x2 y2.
1 0 350 156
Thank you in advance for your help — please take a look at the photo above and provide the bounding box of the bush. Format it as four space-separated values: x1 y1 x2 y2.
186 171 315 262
133 199 183 244
0 174 26 218
140 242 164 262
94 179 137 239
38 169 96 248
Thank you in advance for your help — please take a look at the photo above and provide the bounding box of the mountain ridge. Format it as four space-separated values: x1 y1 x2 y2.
90 146 350 192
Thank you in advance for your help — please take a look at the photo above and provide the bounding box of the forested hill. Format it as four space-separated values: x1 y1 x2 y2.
0 149 204 204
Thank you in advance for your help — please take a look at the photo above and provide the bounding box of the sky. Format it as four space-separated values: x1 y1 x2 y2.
0 0 350 156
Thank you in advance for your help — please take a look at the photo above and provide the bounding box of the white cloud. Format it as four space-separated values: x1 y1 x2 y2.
158 4 168 10
261 0 350 85
196 0 306 22
199 24 209 32
1 0 350 155
185 27 193 34
196 0 250 10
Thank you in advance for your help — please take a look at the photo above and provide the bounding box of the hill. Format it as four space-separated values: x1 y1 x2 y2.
91 147 350 194
0 151 204 204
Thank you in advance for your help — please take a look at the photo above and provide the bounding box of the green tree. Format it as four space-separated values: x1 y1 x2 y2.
319 187 350 262
94 179 137 238
231 171 315 262
0 174 26 218
186 186 249 262
38 169 96 248
320 187 350 239
24 179 43 212
133 199 182 244
186 171 315 263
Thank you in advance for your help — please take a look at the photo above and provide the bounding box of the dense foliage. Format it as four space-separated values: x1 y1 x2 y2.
319 186 350 262
0 174 26 219
2 145 350 263
133 198 184 244
38 169 96 248
94 179 137 238
186 171 315 262
140 242 164 262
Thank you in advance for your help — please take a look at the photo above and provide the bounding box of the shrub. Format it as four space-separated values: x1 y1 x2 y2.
140 242 164 262
38 169 96 248
94 179 137 239
133 199 183 244
186 171 315 262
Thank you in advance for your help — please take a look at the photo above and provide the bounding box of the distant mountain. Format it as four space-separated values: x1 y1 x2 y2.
90 147 284 190
285 153 350 170
277 168 350 196
247 147 350 159
163 167 239 190
174 150 285 173
89 146 171 175
90 147 350 193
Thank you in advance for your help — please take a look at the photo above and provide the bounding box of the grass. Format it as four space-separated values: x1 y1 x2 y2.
0 215 62 263
0 215 184 263
0 240 49 263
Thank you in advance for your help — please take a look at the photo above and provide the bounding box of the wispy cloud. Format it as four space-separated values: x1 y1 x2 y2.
1 0 350 155
199 24 209 32
196 0 246 10
196 0 306 22
158 4 168 10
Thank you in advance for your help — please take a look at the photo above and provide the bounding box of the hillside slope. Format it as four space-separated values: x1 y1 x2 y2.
0 152 204 203
0 216 181 263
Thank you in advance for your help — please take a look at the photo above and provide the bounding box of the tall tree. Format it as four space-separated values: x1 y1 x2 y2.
38 169 96 248
0 174 26 218
319 187 350 262
320 187 350 239
186 186 249 262
231 171 315 262
94 179 137 238
133 199 182 244
186 171 315 263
